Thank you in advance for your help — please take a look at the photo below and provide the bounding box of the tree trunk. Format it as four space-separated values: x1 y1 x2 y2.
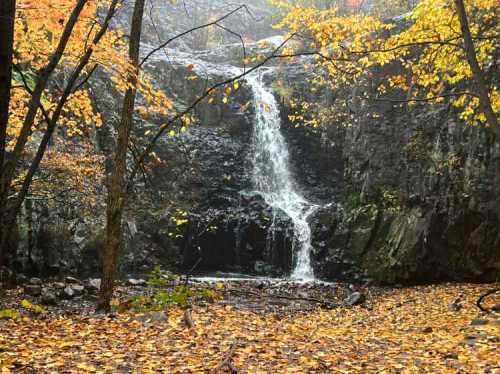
453 0 499 138
0 0 15 176
0 0 16 267
98 0 146 312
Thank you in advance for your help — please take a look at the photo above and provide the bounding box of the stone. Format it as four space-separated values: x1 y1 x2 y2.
127 278 146 286
344 291 365 306
41 290 58 305
61 286 75 299
71 284 85 296
29 277 42 285
53 282 65 289
88 278 101 291
470 319 489 326
447 301 462 312
65 276 81 284
24 285 42 297
421 326 433 333
16 273 28 285
135 311 168 323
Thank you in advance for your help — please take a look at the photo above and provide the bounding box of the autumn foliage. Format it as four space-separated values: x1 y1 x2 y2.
273 0 499 131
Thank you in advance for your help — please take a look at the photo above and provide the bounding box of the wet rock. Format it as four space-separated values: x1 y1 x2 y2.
65 276 81 284
16 274 28 285
61 286 75 299
135 311 168 323
88 278 101 291
41 289 58 305
29 277 42 285
53 282 65 289
71 284 85 296
127 278 146 286
470 319 489 326
344 291 365 306
24 285 42 297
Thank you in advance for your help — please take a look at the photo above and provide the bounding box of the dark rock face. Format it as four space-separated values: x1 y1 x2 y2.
8 22 499 284
306 72 500 283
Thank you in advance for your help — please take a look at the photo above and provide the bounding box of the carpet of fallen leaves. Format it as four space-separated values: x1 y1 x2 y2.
1 283 499 373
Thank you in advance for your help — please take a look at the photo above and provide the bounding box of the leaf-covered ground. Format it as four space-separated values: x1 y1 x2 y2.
0 283 498 373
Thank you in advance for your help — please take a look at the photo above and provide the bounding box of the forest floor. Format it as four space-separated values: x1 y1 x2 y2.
0 281 499 373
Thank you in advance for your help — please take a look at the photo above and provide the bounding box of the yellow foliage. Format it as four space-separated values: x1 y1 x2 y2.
274 0 498 128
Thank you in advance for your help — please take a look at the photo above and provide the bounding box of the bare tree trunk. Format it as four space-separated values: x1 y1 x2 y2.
0 0 15 175
0 0 16 267
98 0 146 312
453 0 499 138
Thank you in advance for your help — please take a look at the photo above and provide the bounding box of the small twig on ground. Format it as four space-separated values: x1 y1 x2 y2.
476 288 500 313
183 308 194 329
210 341 239 374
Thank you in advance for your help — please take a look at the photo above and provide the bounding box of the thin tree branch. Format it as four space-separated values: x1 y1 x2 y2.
139 5 250 67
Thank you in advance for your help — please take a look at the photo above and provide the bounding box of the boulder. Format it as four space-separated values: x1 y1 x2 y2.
71 284 85 296
60 286 75 299
127 278 147 286
53 282 65 289
24 285 42 297
29 277 42 285
88 278 101 291
344 291 365 306
65 276 81 284
41 289 58 305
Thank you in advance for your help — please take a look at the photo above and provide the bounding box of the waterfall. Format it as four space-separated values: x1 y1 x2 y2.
143 42 318 279
245 72 317 280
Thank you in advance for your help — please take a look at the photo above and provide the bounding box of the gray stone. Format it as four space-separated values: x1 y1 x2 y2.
135 311 168 323
344 291 365 306
41 290 58 305
24 285 42 297
127 278 146 286
61 286 75 299
447 301 462 312
53 282 65 289
29 277 42 285
88 278 101 291
470 319 489 326
65 276 81 284
16 273 28 285
71 284 85 296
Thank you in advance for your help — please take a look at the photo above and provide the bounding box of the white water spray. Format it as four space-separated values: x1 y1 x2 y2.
246 72 317 280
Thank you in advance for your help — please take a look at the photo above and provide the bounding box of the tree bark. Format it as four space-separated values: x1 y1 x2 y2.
0 0 16 267
98 0 146 312
453 0 499 137
0 0 15 177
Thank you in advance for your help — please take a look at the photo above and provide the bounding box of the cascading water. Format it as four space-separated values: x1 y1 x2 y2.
143 42 318 280
246 71 317 280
